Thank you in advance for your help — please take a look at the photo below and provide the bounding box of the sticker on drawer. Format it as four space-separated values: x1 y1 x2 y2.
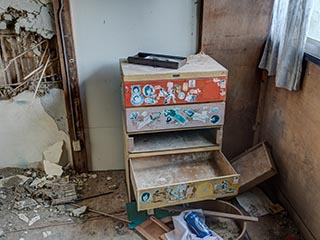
123 77 227 107
126 102 225 133
137 178 239 211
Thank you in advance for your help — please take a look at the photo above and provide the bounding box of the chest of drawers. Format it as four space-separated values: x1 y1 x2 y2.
120 54 239 211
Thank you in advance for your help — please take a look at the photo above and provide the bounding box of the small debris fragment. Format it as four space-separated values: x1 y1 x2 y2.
70 206 87 217
42 230 52 238
29 177 47 188
18 213 30 224
107 176 112 181
28 215 40 226
43 160 63 177
0 189 7 200
90 174 97 179
0 175 30 188
0 228 5 237
13 198 38 211
108 184 118 190
25 171 33 177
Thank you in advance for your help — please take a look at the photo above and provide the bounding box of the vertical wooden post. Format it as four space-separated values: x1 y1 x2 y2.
52 0 88 172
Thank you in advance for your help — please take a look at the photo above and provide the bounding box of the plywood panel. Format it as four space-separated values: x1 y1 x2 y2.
261 62 320 240
201 0 274 158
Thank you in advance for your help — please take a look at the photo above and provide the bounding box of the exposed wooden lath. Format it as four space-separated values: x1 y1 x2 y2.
0 30 62 99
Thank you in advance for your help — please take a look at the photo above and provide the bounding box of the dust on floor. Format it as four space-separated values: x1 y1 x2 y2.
0 168 303 240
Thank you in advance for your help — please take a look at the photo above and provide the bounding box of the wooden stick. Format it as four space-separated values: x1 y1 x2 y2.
163 207 258 222
70 203 131 223
149 216 171 232
33 57 50 99
3 39 47 72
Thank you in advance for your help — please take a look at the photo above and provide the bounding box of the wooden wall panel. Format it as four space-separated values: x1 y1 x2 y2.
201 0 274 158
261 62 320 240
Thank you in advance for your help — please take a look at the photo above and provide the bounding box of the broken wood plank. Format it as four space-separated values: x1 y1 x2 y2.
231 142 277 193
135 216 171 240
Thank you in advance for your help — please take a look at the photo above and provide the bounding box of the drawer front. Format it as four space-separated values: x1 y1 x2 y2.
135 176 239 211
125 102 225 133
123 77 227 107
130 151 240 211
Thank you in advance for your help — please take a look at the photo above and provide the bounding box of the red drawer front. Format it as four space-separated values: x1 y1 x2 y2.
123 77 227 108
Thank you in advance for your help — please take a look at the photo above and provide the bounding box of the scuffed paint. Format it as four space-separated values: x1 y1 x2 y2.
0 0 55 39
0 90 71 168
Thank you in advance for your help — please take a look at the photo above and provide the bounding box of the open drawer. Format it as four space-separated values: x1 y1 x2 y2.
127 128 223 158
130 151 240 211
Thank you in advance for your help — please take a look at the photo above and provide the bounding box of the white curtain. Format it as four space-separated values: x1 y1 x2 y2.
259 0 313 91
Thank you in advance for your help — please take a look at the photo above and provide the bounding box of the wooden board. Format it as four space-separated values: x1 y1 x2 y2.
130 151 239 211
135 216 171 240
231 142 277 193
121 54 228 81
125 102 225 133
123 77 227 107
201 0 274 160
260 61 320 240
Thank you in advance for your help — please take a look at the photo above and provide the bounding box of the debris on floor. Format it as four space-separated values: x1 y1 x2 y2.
69 206 87 217
236 187 284 217
0 168 130 239
0 168 303 240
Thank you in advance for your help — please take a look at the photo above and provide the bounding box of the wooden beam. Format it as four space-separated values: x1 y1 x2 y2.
52 0 88 172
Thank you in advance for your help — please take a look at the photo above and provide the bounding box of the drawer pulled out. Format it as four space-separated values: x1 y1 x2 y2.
125 102 225 133
130 151 239 211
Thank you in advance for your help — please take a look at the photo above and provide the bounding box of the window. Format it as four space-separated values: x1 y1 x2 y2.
306 0 320 59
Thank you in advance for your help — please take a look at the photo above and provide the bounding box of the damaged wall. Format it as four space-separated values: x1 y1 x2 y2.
70 0 198 170
0 0 55 39
0 1 72 169
0 89 71 168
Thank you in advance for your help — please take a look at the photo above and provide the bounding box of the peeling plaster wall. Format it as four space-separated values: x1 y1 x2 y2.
0 89 71 168
0 0 55 39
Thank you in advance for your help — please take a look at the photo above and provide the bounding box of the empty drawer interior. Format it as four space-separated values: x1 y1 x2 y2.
128 129 220 153
130 151 236 191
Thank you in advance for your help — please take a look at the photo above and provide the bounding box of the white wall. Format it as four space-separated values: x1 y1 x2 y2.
70 0 198 170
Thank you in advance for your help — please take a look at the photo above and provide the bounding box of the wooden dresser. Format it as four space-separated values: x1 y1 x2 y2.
120 54 240 211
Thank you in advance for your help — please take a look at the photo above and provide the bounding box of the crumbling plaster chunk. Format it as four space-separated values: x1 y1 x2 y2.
43 160 63 177
43 141 64 165
0 0 55 39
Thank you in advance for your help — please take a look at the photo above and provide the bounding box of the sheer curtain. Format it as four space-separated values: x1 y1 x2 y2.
259 0 313 91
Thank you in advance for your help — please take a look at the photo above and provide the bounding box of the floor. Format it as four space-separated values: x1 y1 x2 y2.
0 168 303 240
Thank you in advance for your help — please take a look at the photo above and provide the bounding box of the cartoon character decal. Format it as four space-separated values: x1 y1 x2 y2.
130 86 144 106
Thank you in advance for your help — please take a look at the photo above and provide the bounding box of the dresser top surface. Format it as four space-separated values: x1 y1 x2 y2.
120 53 228 80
